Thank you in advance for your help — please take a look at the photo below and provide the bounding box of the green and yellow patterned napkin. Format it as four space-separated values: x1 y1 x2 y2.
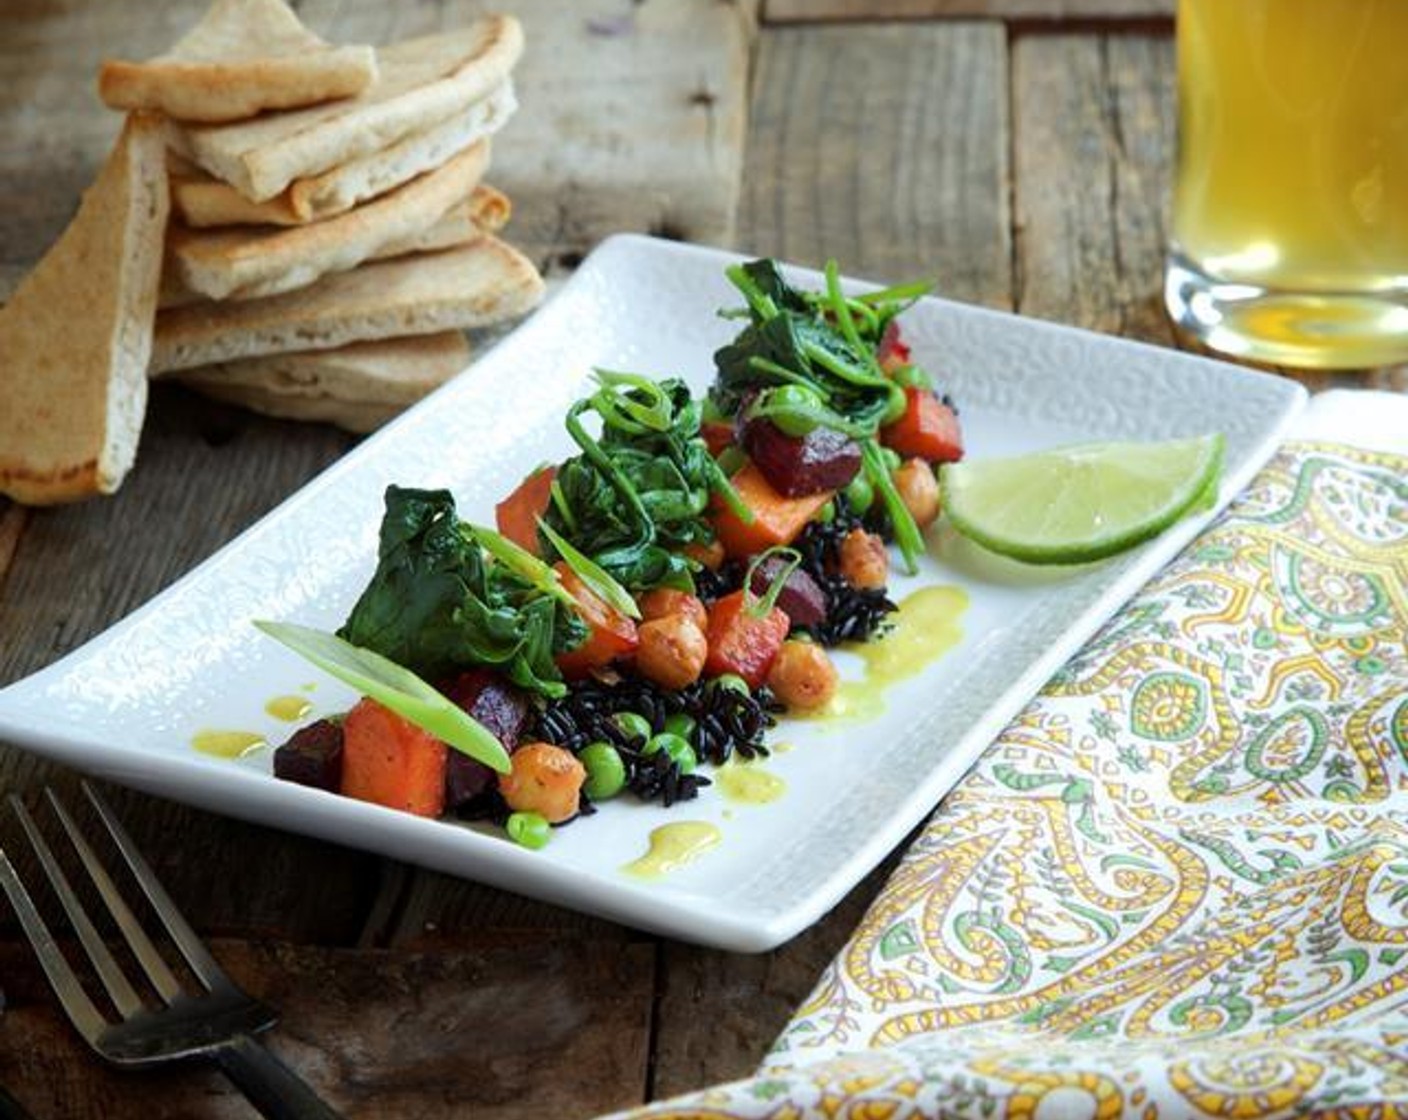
611 391 1408 1119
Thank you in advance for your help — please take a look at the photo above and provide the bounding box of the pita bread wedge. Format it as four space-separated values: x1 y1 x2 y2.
160 184 510 308
170 90 514 228
168 18 523 202
0 115 169 505
99 0 377 123
166 141 489 302
151 236 543 374
176 331 470 432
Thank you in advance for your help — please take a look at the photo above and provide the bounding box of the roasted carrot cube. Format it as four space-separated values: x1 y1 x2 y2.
494 466 557 555
341 697 447 818
710 462 833 559
703 589 790 689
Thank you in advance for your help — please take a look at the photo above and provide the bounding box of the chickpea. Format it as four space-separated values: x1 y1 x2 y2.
638 588 709 633
766 640 839 711
683 537 726 571
839 528 888 590
893 457 941 529
498 741 586 824
635 614 708 690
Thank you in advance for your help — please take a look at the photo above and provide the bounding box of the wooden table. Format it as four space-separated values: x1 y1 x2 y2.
0 2 1403 1116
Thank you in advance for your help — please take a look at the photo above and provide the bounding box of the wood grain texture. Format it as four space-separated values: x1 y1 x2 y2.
737 22 1012 309
765 0 1173 23
0 938 653 1119
1012 32 1177 343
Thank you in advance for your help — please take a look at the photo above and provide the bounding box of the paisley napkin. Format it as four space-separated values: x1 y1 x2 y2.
609 391 1408 1119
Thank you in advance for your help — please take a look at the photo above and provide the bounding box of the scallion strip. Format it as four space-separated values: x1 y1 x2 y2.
863 439 924 576
538 519 642 620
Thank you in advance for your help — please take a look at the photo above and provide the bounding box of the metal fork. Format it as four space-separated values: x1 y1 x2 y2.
0 784 341 1119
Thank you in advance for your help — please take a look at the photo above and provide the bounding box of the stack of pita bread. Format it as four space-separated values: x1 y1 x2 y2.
0 0 543 506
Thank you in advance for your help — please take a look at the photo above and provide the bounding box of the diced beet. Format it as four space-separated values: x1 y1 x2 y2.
748 555 828 629
273 719 344 792
441 670 530 748
740 418 862 497
439 670 531 809
444 751 498 807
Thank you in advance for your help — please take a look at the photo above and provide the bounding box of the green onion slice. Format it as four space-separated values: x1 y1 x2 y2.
537 519 642 620
253 621 511 774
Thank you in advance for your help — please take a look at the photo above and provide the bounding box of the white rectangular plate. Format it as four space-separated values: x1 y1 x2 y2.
0 236 1306 951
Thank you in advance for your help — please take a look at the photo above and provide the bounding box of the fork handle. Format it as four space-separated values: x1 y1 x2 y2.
212 1033 343 1120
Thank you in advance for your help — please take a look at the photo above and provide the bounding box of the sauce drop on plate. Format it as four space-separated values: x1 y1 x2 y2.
829 585 969 722
192 729 266 760
715 759 786 806
265 694 313 722
623 821 722 879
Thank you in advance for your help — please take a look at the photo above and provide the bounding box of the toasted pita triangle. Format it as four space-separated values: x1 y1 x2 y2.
99 0 377 123
169 86 516 227
165 141 491 302
160 183 511 309
151 237 543 374
177 331 471 432
0 116 169 505
168 17 522 202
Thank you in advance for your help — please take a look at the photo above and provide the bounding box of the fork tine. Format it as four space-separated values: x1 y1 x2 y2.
9 796 145 1019
0 844 108 1041
46 790 183 1005
81 783 224 990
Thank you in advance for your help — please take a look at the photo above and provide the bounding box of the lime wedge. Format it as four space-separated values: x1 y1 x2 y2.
254 620 511 773
938 434 1223 564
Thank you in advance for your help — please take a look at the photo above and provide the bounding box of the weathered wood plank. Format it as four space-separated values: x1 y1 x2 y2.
765 0 1173 23
0 389 377 942
1012 33 1178 344
0 937 654 1119
736 22 1012 310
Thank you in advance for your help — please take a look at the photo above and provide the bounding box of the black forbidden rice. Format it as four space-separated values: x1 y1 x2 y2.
530 676 782 807
696 494 898 647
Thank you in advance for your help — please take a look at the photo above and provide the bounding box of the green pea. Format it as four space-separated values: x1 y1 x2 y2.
716 445 747 476
613 711 653 746
815 500 836 525
645 732 696 773
580 741 626 800
713 673 751 697
879 446 902 472
506 811 550 850
843 473 875 514
889 365 935 391
663 713 697 742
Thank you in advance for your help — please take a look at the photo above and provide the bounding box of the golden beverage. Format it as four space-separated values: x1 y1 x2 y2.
1167 0 1408 369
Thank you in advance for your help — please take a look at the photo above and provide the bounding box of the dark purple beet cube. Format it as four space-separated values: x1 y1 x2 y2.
439 670 531 809
273 719 344 792
749 555 828 628
740 419 862 497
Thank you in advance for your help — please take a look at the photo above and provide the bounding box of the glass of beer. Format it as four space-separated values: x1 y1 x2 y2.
1165 0 1408 369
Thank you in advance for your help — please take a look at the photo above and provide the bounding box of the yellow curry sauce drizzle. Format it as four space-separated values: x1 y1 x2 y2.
715 757 787 806
265 694 313 722
825 585 968 723
623 822 722 879
192 693 314 758
191 730 266 760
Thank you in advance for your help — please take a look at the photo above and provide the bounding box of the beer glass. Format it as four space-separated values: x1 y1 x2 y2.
1164 0 1408 369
